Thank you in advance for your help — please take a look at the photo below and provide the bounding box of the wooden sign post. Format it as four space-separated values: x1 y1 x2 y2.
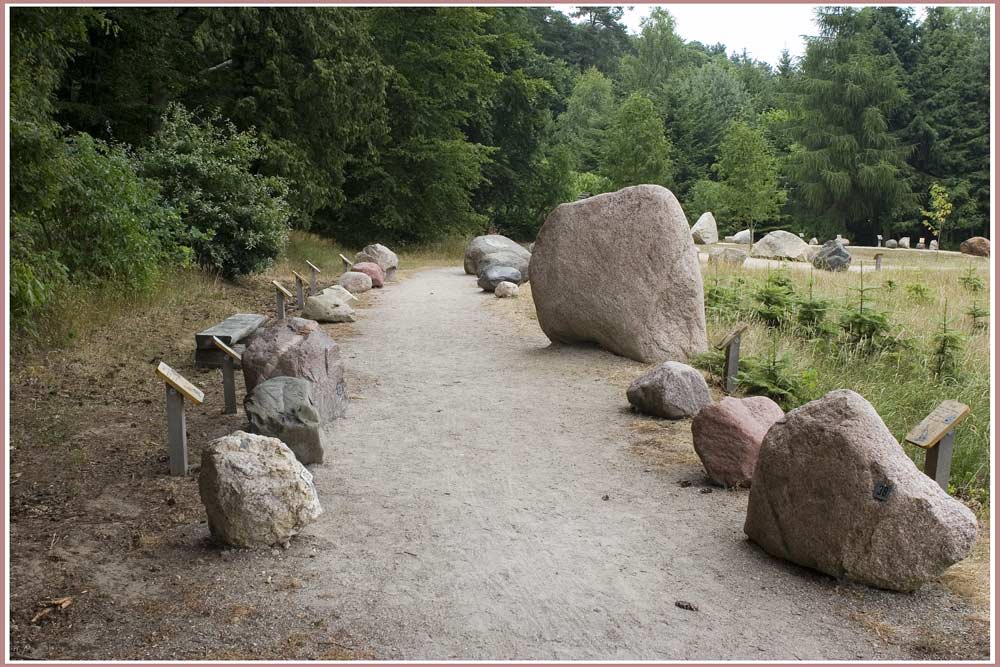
212 336 242 415
306 260 322 295
715 323 748 394
877 234 883 247
272 280 293 320
339 253 354 272
155 361 205 476
905 400 971 490
874 253 884 272
291 270 307 309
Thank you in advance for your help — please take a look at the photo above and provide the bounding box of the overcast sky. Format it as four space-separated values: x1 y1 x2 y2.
558 4 824 66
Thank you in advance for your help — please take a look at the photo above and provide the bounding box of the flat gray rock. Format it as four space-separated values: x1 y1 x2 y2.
196 313 266 350
302 291 356 323
245 377 331 465
751 230 811 261
464 235 531 279
626 361 711 419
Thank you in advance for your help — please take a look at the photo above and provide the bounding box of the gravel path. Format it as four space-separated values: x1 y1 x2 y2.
294 266 978 660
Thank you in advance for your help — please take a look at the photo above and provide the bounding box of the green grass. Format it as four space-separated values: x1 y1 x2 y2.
701 256 990 504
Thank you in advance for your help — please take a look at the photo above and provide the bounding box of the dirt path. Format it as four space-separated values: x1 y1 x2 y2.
289 267 982 660
10 266 986 660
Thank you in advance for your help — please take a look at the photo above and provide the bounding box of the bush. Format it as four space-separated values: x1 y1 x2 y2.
736 342 816 410
10 132 179 322
137 104 291 279
753 272 796 327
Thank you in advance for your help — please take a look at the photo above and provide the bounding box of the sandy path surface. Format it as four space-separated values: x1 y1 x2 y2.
290 266 976 660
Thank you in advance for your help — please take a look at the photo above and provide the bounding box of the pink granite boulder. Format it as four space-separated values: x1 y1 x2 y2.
351 261 385 288
691 396 784 487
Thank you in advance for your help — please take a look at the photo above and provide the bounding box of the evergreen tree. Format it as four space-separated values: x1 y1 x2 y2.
601 93 673 189
786 8 913 242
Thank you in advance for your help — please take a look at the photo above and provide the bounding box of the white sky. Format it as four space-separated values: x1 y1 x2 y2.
619 4 820 65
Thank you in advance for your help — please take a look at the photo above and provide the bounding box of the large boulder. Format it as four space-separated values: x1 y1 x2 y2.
745 389 978 592
302 291 355 323
898 236 911 249
691 212 719 244
960 236 990 257
351 261 385 288
692 396 784 487
726 229 752 244
708 248 748 267
885 239 898 249
355 243 399 281
495 281 519 298
464 235 532 279
199 431 323 548
626 361 711 419
929 240 939 251
242 317 348 420
750 230 811 261
477 265 522 291
245 377 329 464
530 185 708 363
811 239 852 272
339 271 373 294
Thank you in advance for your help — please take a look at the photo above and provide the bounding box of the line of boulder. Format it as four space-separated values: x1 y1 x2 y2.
626 359 978 593
199 243 400 548
463 234 531 298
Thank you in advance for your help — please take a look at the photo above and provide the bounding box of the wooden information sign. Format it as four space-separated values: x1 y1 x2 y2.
339 253 354 271
714 323 748 394
905 400 970 449
306 260 322 295
155 361 205 404
155 361 204 476
906 400 970 490
291 270 307 308
272 280 292 320
212 336 240 415
874 253 884 271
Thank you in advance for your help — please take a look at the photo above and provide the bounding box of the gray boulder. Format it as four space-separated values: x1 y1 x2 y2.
885 239 898 249
530 185 707 363
708 248 748 266
626 361 711 419
245 377 330 465
478 265 523 291
242 317 348 421
691 212 719 244
745 389 978 592
355 243 399 281
494 281 519 298
898 236 911 249
339 271 373 294
199 431 323 548
808 237 819 245
726 229 752 244
464 235 531 279
302 291 355 323
320 285 358 302
751 230 811 261
929 240 939 251
811 239 852 272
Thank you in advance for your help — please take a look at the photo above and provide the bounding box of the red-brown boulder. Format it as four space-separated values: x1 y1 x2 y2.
959 236 990 257
691 396 784 487
351 261 385 287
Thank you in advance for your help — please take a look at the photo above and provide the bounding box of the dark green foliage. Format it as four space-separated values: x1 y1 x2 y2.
839 265 897 351
753 272 796 328
736 341 816 410
601 93 673 188
137 104 290 278
796 274 832 336
905 282 931 302
930 303 963 382
959 266 985 293
966 302 989 332
690 349 726 380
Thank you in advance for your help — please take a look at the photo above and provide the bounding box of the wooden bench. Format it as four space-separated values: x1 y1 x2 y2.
194 313 266 368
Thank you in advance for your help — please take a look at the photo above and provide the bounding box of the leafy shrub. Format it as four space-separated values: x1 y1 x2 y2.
137 104 291 279
10 133 178 322
567 171 614 199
